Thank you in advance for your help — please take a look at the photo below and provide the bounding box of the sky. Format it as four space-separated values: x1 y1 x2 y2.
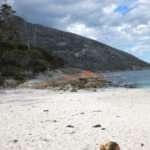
1 0 150 63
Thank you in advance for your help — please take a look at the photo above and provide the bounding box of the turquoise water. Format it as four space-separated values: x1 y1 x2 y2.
104 69 150 89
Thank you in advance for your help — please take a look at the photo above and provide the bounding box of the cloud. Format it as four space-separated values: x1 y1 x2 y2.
67 23 98 40
132 44 150 53
103 4 117 14
1 0 150 62
0 0 14 5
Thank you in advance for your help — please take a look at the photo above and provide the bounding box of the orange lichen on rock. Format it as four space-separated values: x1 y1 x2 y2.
80 70 98 78
60 70 102 82
20 69 109 89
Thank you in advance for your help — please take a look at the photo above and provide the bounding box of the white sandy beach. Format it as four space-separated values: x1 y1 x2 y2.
0 88 150 150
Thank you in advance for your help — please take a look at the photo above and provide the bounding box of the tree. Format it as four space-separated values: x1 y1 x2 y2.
0 3 16 41
0 3 15 22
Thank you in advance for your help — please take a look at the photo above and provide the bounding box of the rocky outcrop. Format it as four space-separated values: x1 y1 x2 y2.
20 69 110 90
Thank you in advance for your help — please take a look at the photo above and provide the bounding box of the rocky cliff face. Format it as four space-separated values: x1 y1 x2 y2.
0 16 149 71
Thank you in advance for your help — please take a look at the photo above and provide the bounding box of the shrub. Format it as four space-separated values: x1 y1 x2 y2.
0 41 64 84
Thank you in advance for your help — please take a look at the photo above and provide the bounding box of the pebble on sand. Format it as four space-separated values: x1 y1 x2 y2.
93 124 102 128
12 139 18 143
66 125 75 128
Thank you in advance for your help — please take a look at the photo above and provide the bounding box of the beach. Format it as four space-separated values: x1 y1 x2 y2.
0 88 150 150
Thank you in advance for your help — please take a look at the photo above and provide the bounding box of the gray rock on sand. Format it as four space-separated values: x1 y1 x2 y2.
66 125 75 128
101 128 106 130
93 124 102 128
43 109 49 112
12 139 18 143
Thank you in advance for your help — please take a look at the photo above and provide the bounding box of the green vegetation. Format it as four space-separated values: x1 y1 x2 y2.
0 3 15 21
0 3 18 43
0 41 64 84
0 4 64 87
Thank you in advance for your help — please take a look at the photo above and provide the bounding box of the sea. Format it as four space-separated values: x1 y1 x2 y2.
103 69 150 89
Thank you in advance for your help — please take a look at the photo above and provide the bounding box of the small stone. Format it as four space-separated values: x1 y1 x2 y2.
43 109 49 112
42 138 49 142
70 131 76 134
93 124 101 128
141 143 144 147
100 141 120 150
66 125 74 128
71 88 78 92
101 128 106 130
53 120 57 123
80 112 85 115
12 139 18 143
116 115 120 118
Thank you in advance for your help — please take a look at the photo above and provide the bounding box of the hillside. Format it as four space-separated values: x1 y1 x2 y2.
0 15 149 72
0 41 64 86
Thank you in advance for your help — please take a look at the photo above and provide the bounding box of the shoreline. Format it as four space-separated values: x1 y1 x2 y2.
0 88 150 150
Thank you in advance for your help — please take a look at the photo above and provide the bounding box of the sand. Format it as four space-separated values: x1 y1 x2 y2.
0 88 150 150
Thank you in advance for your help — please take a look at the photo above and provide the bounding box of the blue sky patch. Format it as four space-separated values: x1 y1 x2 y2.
115 6 130 15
